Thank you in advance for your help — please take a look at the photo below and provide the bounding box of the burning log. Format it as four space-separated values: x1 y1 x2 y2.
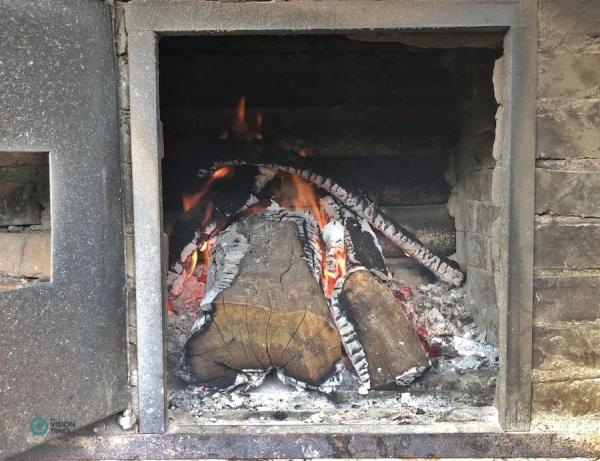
332 269 430 390
185 215 343 388
197 156 464 286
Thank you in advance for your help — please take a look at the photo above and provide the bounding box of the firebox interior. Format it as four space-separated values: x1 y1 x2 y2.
159 34 503 427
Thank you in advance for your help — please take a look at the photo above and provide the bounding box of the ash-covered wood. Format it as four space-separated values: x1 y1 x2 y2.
186 215 342 388
336 269 430 389
197 156 464 286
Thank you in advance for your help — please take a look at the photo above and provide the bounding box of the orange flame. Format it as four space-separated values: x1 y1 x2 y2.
288 175 326 230
323 247 347 297
181 167 233 212
219 96 263 141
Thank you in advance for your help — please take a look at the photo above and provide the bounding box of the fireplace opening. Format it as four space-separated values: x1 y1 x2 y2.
159 34 503 426
0 152 51 291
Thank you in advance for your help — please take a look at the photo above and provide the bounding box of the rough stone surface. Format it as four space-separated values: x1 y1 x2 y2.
464 266 498 345
535 168 600 217
533 321 600 383
537 99 600 159
538 0 600 54
533 378 600 416
534 223 600 269
534 275 600 323
538 53 600 99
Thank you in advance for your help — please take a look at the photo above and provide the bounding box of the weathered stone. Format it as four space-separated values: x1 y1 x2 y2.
538 53 600 99
537 99 600 159
460 167 494 202
533 321 600 382
464 266 498 345
492 55 506 105
0 232 50 279
535 222 600 269
533 378 600 416
534 275 600 323
462 199 499 236
466 232 494 271
539 0 600 54
536 168 600 217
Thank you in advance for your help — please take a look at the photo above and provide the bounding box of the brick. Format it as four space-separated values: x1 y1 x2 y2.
535 222 600 269
533 378 600 416
539 0 600 54
538 53 600 99
536 168 600 217
537 99 600 159
533 321 600 382
534 275 600 323
0 231 50 278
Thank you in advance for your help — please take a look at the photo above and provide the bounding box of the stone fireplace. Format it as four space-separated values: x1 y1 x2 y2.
1 0 599 460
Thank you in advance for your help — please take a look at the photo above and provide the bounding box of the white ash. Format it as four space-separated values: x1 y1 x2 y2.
322 220 344 249
402 283 499 373
168 373 496 426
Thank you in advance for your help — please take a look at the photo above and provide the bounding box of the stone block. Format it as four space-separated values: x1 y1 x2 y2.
466 232 493 271
462 199 499 236
538 53 600 99
535 222 600 269
533 321 600 382
537 98 600 159
0 231 51 279
534 275 600 323
533 378 600 416
460 167 494 201
538 0 600 54
464 266 498 345
536 168 600 217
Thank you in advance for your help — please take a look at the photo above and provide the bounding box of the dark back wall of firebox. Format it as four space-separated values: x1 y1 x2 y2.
158 34 499 286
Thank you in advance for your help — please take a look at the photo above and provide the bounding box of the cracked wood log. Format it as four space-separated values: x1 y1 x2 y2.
335 269 429 390
186 215 342 388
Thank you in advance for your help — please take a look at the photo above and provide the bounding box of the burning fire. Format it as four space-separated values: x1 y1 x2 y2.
182 166 233 212
284 176 347 296
219 96 263 141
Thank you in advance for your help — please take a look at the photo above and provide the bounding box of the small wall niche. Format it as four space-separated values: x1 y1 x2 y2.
0 152 51 290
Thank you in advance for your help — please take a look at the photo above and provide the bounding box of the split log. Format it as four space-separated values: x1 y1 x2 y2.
185 215 342 388
333 269 430 389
